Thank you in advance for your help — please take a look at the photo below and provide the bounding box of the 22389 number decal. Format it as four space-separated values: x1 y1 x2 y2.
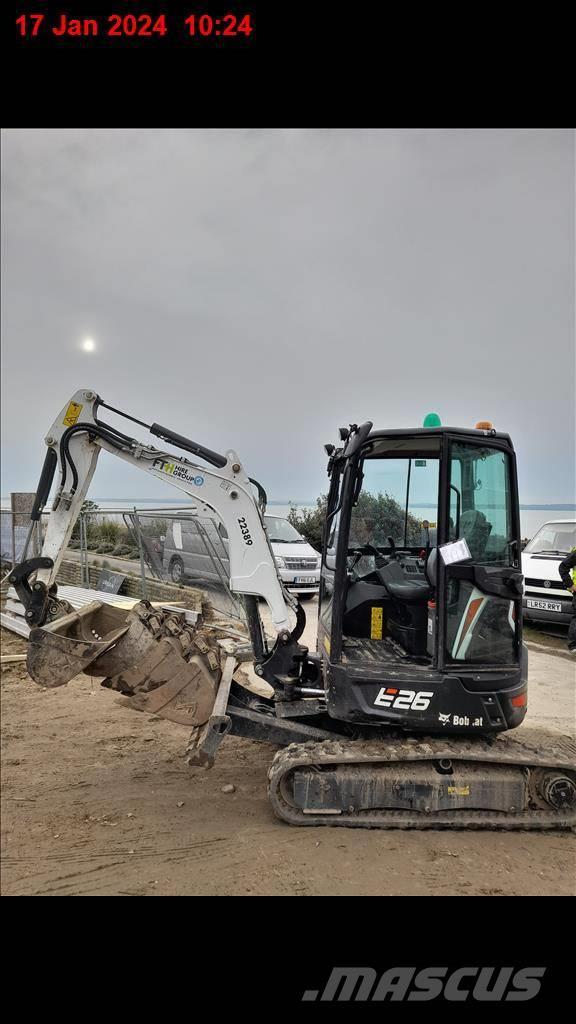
374 688 434 711
237 517 253 546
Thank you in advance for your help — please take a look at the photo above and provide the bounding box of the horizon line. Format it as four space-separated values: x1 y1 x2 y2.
2 496 574 510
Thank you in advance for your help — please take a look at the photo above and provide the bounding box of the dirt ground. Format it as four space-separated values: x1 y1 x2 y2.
1 616 575 896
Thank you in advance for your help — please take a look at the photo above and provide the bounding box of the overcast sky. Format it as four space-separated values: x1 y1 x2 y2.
1 128 574 505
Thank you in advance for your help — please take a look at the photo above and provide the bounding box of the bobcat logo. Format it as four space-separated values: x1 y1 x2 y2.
438 712 451 725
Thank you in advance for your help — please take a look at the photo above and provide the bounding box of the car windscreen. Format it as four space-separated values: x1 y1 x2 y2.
264 516 305 543
524 522 576 555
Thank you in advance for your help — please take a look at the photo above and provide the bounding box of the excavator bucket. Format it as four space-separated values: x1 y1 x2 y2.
27 601 223 729
27 601 157 687
105 638 221 726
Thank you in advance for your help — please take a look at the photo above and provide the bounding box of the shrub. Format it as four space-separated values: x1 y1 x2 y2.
287 497 327 550
112 543 133 555
71 500 99 540
98 521 123 544
287 491 422 550
350 491 422 546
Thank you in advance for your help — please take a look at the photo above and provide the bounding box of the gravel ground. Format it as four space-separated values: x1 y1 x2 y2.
1 611 574 897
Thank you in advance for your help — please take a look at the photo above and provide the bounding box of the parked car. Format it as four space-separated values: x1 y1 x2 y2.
162 513 321 596
263 514 321 596
522 519 576 626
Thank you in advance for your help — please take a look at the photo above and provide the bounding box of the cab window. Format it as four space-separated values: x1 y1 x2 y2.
449 443 514 565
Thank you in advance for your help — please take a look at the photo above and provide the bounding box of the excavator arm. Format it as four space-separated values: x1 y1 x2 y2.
14 388 297 634
9 389 317 735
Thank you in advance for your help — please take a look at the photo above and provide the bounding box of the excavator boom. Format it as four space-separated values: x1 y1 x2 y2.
19 388 296 633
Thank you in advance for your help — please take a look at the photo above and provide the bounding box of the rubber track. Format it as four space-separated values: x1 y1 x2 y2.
267 726 576 829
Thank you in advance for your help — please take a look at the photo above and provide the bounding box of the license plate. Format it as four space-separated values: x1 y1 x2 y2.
294 577 318 584
526 598 562 613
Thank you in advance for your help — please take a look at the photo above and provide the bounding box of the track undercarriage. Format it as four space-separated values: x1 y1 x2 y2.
267 730 576 829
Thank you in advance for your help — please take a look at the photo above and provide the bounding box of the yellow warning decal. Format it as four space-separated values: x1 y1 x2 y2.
63 401 83 427
448 785 470 797
323 635 331 656
370 606 383 640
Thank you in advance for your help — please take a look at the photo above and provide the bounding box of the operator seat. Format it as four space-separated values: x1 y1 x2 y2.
384 577 432 604
376 560 431 656
459 509 491 560
377 560 432 603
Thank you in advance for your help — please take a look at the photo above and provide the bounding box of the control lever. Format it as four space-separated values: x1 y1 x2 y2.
364 543 388 569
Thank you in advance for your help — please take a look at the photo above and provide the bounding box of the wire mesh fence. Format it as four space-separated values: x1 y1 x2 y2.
0 510 42 568
1 504 248 623
71 507 246 621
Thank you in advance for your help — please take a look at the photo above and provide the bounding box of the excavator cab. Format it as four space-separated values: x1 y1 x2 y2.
318 419 527 734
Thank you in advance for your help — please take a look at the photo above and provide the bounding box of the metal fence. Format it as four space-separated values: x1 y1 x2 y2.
1 504 247 621
1 510 43 567
121 509 246 620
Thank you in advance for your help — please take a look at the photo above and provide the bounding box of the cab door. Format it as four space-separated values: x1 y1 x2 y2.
438 437 523 668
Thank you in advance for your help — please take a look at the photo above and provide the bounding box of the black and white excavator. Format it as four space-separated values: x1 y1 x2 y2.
9 389 576 828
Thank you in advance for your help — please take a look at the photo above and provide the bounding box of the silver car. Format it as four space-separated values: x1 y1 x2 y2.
162 513 320 596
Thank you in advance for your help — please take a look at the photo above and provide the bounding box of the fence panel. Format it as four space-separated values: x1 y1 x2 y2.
2 504 249 624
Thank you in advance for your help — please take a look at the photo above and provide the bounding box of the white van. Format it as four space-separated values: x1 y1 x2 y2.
263 514 321 596
521 519 576 626
162 513 321 597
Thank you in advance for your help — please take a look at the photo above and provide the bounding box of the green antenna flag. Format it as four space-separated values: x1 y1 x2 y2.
423 412 442 428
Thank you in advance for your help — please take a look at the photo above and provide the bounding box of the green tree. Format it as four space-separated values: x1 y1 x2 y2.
287 492 423 551
287 497 327 549
350 492 422 547
71 500 99 540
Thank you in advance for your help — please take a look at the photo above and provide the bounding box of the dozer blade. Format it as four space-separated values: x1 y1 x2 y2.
27 600 223 730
